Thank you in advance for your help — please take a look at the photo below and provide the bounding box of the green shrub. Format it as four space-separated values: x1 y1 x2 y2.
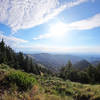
0 64 10 70
10 83 18 92
7 70 37 91
0 64 9 82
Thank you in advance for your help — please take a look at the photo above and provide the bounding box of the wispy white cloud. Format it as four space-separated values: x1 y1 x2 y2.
69 13 100 30
0 31 28 48
0 0 88 33
0 29 99 53
33 33 52 40
43 0 88 21
33 13 100 40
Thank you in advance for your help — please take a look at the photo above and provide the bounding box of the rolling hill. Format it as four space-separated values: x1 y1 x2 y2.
28 53 100 71
29 53 83 70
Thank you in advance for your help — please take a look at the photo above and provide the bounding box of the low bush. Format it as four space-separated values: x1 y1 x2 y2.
0 64 10 70
7 70 37 91
0 64 9 82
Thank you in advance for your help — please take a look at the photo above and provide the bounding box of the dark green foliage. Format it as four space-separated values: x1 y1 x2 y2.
67 60 72 69
59 60 73 80
73 60 91 70
86 65 96 83
78 71 90 83
7 70 37 90
0 39 7 64
59 60 100 84
95 63 100 82
0 40 51 75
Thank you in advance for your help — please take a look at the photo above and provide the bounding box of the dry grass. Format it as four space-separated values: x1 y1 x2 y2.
1 91 17 100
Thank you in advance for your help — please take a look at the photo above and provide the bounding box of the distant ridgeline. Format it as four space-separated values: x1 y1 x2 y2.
0 39 51 75
1 39 100 84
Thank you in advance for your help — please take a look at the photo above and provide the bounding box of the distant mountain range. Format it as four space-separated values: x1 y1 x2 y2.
27 53 100 71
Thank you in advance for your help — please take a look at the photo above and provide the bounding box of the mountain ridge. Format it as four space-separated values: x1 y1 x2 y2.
28 53 100 71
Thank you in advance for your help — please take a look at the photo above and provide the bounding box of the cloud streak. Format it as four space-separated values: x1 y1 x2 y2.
69 13 100 30
0 0 88 32
33 13 100 40
33 33 52 40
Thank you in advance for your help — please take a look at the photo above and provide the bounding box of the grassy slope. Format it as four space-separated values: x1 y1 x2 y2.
0 64 100 100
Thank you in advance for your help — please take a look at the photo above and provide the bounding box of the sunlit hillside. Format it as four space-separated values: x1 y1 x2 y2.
0 64 100 100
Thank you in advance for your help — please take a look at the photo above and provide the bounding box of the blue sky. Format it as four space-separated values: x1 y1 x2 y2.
0 0 100 54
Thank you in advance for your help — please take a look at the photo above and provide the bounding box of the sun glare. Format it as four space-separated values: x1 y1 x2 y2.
49 22 68 38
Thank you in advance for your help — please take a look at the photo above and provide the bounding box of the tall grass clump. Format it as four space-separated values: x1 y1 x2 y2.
7 70 37 91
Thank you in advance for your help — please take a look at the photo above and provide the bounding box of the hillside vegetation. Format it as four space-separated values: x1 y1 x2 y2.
1 40 100 100
0 39 52 75
0 64 100 100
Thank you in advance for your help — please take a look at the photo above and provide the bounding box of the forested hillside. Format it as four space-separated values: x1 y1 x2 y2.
0 39 51 75
30 53 83 70
1 39 100 84
59 60 100 84
30 53 100 71
1 40 100 100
